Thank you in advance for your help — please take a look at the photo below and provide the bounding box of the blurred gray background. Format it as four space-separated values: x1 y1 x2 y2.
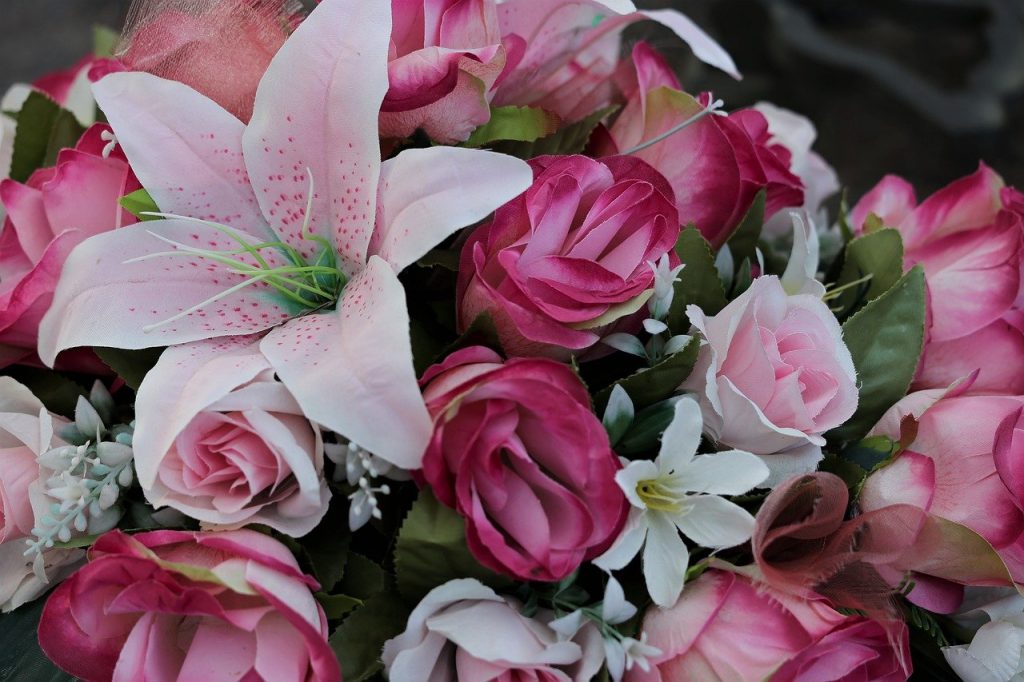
2 0 1023 198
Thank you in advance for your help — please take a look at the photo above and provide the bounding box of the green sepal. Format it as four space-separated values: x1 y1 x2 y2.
118 188 163 222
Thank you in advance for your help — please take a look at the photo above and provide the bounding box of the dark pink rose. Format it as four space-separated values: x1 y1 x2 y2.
457 154 680 359
119 0 302 122
38 529 340 681
597 43 803 248
0 124 140 369
626 569 910 682
420 346 627 581
382 0 508 143
851 165 1024 394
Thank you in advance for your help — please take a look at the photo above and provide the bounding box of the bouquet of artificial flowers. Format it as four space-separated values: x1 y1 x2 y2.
0 0 1022 680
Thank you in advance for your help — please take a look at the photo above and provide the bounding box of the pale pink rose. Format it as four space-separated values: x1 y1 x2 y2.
754 102 840 238
626 569 909 682
861 392 1024 584
382 578 604 681
420 346 627 581
0 123 140 370
381 0 508 143
133 336 329 536
457 154 680 359
681 275 858 486
0 376 83 612
118 0 302 122
38 529 339 681
596 43 803 249
850 166 1024 394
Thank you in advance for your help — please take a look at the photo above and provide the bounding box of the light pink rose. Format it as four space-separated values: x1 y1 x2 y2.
118 0 302 122
457 154 680 359
420 346 627 581
382 578 604 681
851 166 1024 394
382 0 508 143
133 336 329 536
38 529 339 681
596 43 804 249
626 569 910 682
0 123 140 370
861 392 1024 584
0 376 83 612
681 275 858 486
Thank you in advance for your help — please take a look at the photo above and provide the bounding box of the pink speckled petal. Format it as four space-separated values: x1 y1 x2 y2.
371 146 532 273
92 72 267 232
261 256 432 469
37 220 301 366
244 0 391 275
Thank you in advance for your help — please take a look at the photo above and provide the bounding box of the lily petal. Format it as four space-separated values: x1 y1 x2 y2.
681 450 769 496
644 512 690 608
371 146 532 273
657 397 702 472
260 256 431 469
243 0 391 274
675 494 756 549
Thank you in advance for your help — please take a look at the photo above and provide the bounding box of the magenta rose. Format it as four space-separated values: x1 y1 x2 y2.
861 391 1024 583
681 275 859 487
597 43 803 248
851 165 1024 394
133 336 329 536
118 0 301 122
457 154 680 359
38 529 339 682
0 123 140 369
627 569 910 682
420 346 627 581
381 0 507 143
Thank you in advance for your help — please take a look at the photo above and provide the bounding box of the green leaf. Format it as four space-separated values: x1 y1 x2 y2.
93 347 165 390
10 92 86 183
394 487 513 603
415 248 460 271
463 105 561 147
337 552 387 602
837 189 855 243
818 453 867 490
667 227 728 332
118 188 163 222
298 496 351 592
832 228 904 317
827 266 926 444
616 396 683 457
0 592 76 681
434 311 502 361
602 384 634 447
841 435 899 471
315 592 362 620
3 366 85 418
329 589 410 682
493 105 617 158
724 189 766 265
593 335 701 414
92 25 120 58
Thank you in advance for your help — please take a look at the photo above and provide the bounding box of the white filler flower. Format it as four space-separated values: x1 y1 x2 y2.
595 397 769 607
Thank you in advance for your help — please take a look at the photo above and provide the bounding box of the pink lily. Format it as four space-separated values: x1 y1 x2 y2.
38 0 532 470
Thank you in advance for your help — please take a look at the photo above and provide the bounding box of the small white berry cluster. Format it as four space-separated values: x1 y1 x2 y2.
326 440 407 532
24 383 134 579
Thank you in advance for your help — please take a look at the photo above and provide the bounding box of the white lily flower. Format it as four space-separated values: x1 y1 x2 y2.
594 397 769 607
605 633 661 681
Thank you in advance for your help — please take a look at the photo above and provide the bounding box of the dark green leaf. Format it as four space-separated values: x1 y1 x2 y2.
10 92 85 183
616 397 683 457
666 228 728 333
3 366 85 418
337 552 387 602
593 336 700 414
908 626 960 681
299 496 351 592
837 189 855 243
818 454 867 490
841 435 899 471
730 258 754 298
93 25 120 58
0 592 75 682
832 228 904 317
93 347 165 390
415 248 460 271
724 189 766 265
118 188 163 222
315 592 362 620
463 105 560 147
827 266 926 444
329 589 410 682
394 487 513 603
434 311 502 361
493 106 617 158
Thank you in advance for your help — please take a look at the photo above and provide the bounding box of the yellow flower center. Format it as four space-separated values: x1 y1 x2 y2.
636 478 684 514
